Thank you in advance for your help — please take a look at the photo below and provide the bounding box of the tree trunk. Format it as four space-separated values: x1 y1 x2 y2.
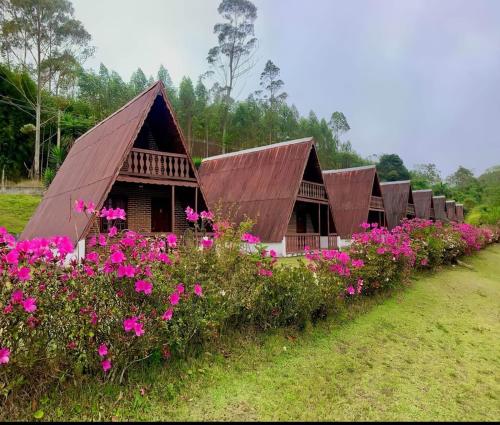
34 83 41 180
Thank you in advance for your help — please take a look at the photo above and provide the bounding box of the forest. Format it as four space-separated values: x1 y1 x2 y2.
0 0 498 225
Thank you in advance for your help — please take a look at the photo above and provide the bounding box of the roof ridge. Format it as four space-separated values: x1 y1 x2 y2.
202 137 313 162
380 180 411 185
413 189 433 192
323 165 375 174
74 81 162 144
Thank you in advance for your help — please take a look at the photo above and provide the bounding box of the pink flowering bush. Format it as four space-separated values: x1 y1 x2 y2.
0 209 497 404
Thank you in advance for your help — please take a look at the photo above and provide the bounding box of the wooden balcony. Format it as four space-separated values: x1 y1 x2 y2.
406 204 416 216
120 148 196 181
328 235 339 250
298 180 327 201
369 195 384 211
285 233 338 254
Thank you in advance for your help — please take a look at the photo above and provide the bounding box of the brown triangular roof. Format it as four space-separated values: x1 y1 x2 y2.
412 189 434 219
446 200 457 221
22 81 204 243
455 204 464 223
380 180 414 230
322 165 384 238
432 195 448 221
198 138 326 242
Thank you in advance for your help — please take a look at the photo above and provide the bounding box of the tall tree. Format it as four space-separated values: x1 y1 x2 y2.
177 76 196 149
259 59 287 143
329 111 350 140
207 0 258 152
0 0 93 179
129 68 148 94
377 154 410 181
157 64 176 99
410 163 442 189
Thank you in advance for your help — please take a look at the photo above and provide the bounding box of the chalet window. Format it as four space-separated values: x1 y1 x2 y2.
100 196 128 232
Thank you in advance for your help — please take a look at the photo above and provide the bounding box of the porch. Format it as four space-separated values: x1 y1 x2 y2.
94 181 203 237
285 199 337 254
406 203 416 217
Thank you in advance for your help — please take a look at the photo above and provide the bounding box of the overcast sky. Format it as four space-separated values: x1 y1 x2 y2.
71 0 500 177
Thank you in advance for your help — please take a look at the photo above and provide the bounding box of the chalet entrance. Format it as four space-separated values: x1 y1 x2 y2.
285 191 337 254
151 197 172 233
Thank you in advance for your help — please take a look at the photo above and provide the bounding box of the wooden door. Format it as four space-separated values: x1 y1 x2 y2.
296 204 307 233
151 198 171 233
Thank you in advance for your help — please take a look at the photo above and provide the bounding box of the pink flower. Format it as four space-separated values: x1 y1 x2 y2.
84 265 95 277
110 250 125 264
346 286 355 295
269 249 277 258
166 233 177 248
200 237 213 249
108 226 118 237
360 222 371 230
5 250 19 265
98 344 108 357
420 258 429 266
194 284 203 297
162 308 173 321
0 348 10 364
123 317 144 336
135 280 153 295
22 297 37 313
85 251 99 264
351 259 364 268
169 292 180 305
88 236 97 247
200 210 214 221
185 206 199 222
117 264 136 278
242 233 260 244
11 289 24 305
74 199 85 213
101 359 112 373
98 234 107 247
176 283 185 294
85 201 96 214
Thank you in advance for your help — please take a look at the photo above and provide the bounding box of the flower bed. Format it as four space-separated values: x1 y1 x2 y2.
0 204 498 402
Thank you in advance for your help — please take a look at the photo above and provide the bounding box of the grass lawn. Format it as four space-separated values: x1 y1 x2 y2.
12 245 500 421
0 194 41 235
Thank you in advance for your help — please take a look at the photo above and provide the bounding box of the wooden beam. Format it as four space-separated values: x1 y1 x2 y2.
171 185 175 233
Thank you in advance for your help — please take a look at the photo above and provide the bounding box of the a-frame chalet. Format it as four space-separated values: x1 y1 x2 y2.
22 81 207 257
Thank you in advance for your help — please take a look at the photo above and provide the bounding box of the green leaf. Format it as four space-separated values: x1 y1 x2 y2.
33 409 44 419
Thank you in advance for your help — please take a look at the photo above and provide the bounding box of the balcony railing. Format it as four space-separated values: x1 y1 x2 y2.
120 148 196 180
406 204 416 216
286 233 320 254
285 233 338 254
369 195 384 210
298 180 327 201
328 235 339 250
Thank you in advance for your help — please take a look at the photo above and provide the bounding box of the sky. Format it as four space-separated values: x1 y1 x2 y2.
71 0 500 177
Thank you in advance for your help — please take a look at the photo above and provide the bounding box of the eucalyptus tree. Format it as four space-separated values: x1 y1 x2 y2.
207 0 258 152
0 0 93 179
259 60 287 143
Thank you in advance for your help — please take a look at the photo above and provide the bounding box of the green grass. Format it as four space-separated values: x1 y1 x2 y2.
7 246 500 421
0 194 41 235
277 255 305 266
